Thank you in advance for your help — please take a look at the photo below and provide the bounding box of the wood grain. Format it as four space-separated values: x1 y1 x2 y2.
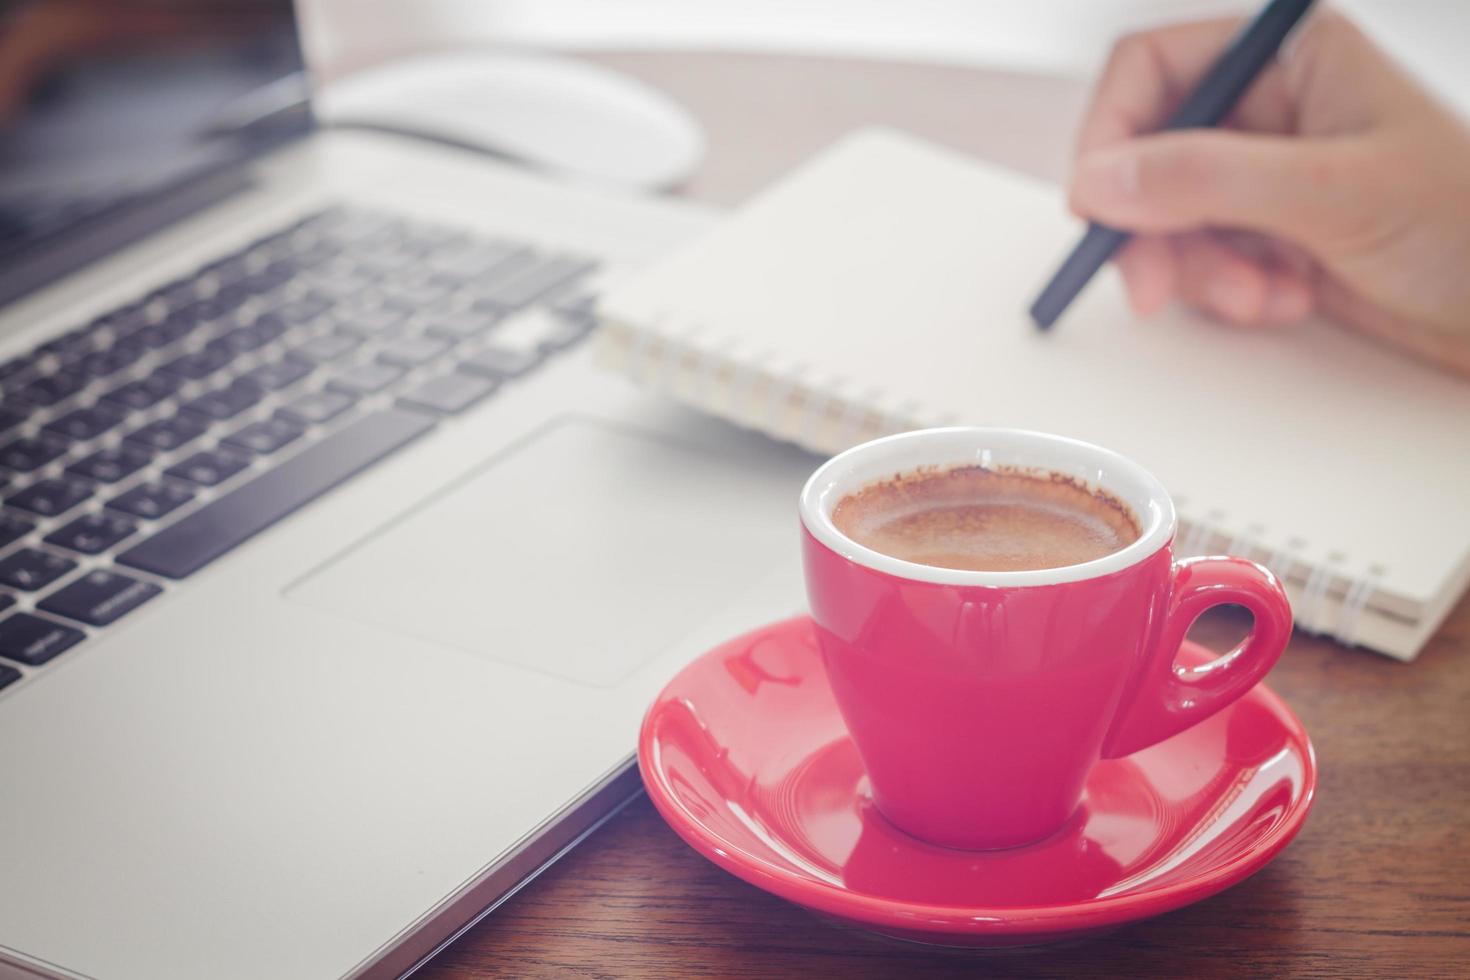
420 602 1470 979
417 50 1470 979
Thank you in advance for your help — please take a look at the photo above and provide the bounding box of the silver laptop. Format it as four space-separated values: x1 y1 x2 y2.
0 5 810 978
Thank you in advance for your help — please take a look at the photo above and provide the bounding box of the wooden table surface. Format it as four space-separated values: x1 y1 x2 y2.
418 50 1470 979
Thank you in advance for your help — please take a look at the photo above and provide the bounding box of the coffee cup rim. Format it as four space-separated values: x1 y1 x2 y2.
799 427 1176 587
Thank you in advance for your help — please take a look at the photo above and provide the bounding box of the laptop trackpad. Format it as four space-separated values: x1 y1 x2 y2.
287 417 798 687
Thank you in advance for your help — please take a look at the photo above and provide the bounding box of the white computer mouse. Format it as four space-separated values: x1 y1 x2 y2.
315 50 705 192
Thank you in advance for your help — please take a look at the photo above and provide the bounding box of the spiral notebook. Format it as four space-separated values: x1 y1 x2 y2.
595 128 1470 660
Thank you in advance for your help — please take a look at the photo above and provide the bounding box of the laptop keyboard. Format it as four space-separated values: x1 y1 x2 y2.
0 206 598 689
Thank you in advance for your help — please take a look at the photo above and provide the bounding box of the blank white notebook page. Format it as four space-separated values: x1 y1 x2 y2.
600 129 1470 642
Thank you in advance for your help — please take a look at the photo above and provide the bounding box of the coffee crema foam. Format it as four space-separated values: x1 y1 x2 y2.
831 465 1141 573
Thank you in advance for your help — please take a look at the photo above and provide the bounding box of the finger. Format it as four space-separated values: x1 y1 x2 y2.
1076 19 1296 157
1114 235 1176 317
1215 230 1322 299
1212 231 1320 323
1212 229 1314 276
1069 129 1361 250
1173 233 1314 326
1321 279 1470 379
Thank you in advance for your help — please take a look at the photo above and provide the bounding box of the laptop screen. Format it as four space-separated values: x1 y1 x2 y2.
0 0 311 283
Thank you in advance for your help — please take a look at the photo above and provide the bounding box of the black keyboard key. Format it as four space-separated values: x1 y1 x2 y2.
44 512 138 554
0 513 34 549
0 435 69 473
235 272 284 299
17 370 88 408
460 345 541 379
153 315 200 347
378 336 450 368
215 281 253 306
0 595 11 614
40 570 160 626
71 343 145 380
286 242 340 271
242 356 313 391
38 328 93 358
474 255 594 312
0 354 43 382
334 307 409 338
334 287 408 317
156 278 201 308
43 403 127 441
101 373 182 411
272 294 332 328
399 372 497 416
0 662 19 691
6 477 93 517
424 313 498 342
326 252 391 279
0 357 34 381
123 323 176 350
277 389 355 426
243 265 294 294
545 289 597 318
0 613 84 666
0 548 76 591
242 258 290 287
327 362 404 395
246 313 291 343
463 251 540 295
157 346 233 380
190 291 249 322
180 379 263 421
68 444 152 483
165 449 251 487
292 332 360 363
203 253 249 282
93 302 156 337
0 409 24 434
81 312 130 339
301 267 374 299
212 324 274 355
118 408 434 579
108 481 194 520
223 416 304 455
378 277 449 307
125 414 208 452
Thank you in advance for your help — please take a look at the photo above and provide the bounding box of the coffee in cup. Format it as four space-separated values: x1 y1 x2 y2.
830 465 1141 572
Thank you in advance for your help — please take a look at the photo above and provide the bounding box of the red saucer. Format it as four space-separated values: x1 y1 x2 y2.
638 616 1316 946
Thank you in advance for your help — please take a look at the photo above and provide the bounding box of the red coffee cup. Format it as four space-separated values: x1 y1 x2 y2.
800 428 1292 850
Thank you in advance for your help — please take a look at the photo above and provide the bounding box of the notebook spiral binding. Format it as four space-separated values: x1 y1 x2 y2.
599 321 1384 651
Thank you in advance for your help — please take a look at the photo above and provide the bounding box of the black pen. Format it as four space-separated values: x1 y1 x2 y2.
1029 0 1317 330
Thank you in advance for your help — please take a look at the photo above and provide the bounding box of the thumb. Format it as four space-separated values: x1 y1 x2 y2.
1069 130 1362 250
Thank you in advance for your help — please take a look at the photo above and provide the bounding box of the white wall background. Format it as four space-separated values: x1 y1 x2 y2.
304 1 1470 113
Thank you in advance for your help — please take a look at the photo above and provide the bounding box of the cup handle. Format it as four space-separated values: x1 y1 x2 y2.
1101 555 1293 759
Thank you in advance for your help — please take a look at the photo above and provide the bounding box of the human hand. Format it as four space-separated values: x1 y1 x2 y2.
1068 11 1470 377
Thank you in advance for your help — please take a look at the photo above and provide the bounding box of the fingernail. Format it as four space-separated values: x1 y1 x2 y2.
1077 148 1141 203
